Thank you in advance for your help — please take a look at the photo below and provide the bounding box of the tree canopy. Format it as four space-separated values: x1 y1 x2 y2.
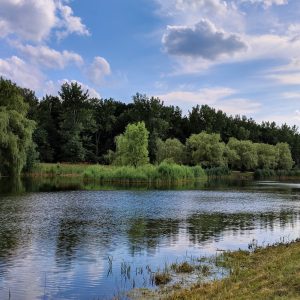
1 78 299 173
0 78 35 176
114 122 149 167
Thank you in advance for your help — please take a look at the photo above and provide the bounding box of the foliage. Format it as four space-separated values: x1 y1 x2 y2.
0 78 35 176
205 166 231 177
59 82 96 162
254 169 276 180
227 138 258 171
31 162 206 182
156 138 186 164
187 132 226 167
114 122 149 167
1 78 299 171
276 142 294 170
255 142 278 169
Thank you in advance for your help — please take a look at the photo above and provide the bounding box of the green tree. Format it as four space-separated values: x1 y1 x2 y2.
276 143 294 170
34 95 62 162
59 82 96 162
227 138 258 171
0 78 35 176
114 122 149 167
156 138 186 164
186 132 226 167
256 143 278 169
130 94 170 162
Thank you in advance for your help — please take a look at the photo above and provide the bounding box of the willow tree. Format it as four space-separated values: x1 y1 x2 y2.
114 122 149 167
227 138 258 171
186 132 226 167
276 142 294 170
156 138 186 164
0 78 35 176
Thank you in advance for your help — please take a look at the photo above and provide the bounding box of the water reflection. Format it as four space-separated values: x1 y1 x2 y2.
0 177 300 299
127 218 180 255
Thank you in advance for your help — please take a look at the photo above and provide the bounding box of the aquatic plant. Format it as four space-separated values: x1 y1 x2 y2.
171 261 194 273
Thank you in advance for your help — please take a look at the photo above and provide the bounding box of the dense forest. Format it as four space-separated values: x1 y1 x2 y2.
0 77 299 176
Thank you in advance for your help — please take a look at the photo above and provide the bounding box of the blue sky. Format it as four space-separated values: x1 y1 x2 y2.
1 0 300 126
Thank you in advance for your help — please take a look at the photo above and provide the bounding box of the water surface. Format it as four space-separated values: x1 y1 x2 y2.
0 178 300 299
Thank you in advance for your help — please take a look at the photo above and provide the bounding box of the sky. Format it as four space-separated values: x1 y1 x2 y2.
1 0 300 126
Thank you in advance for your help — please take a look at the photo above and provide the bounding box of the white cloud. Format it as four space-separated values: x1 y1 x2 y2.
0 0 57 41
165 32 300 74
282 92 300 99
162 19 247 60
0 56 43 90
157 87 261 115
239 0 288 8
155 0 300 75
155 0 244 32
264 57 300 85
267 73 300 85
0 0 89 42
257 110 300 127
56 1 90 39
87 56 111 86
45 79 101 99
13 43 83 69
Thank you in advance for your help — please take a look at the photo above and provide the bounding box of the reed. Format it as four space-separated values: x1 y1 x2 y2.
30 162 207 182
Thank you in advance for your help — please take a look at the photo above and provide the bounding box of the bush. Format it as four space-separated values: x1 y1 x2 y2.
205 166 231 177
254 169 276 180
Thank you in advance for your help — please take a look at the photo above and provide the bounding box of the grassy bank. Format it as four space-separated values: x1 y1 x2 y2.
29 162 207 182
164 240 300 300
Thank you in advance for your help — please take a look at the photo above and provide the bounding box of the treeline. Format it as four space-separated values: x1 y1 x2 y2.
0 77 299 175
110 122 293 171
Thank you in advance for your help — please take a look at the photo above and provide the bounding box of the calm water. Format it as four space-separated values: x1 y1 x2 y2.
0 178 300 299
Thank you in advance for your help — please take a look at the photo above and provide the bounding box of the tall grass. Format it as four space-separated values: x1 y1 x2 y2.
30 162 207 182
205 166 231 177
254 168 300 179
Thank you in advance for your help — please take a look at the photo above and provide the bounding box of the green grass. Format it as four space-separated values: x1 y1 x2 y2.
166 240 300 300
29 162 207 182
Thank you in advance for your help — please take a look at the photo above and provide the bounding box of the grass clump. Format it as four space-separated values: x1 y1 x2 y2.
30 162 207 183
154 272 172 285
167 240 300 300
171 262 194 273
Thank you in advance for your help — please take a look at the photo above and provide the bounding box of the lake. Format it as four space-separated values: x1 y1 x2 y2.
0 178 300 299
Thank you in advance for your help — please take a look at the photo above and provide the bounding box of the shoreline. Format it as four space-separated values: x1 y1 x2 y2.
130 239 300 299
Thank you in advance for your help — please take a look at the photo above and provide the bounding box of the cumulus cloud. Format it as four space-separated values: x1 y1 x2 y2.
56 2 90 39
0 0 57 41
162 19 247 60
0 0 89 42
0 56 44 90
87 56 111 86
157 87 261 115
13 43 83 69
45 79 101 99
155 0 244 31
